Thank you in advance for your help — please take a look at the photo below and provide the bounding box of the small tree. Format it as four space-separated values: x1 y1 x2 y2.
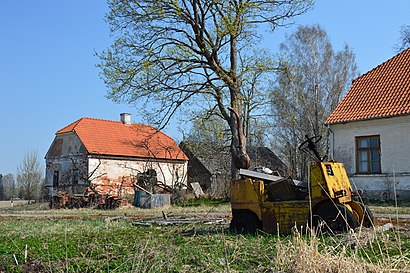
16 151 44 201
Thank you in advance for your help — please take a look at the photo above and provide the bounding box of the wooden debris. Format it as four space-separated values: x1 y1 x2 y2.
190 182 204 198
104 216 126 222
132 217 226 227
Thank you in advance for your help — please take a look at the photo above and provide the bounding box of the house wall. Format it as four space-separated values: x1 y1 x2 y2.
329 115 410 199
44 133 88 197
88 157 188 197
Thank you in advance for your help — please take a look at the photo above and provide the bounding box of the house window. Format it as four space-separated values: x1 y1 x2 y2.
53 171 59 187
356 136 381 174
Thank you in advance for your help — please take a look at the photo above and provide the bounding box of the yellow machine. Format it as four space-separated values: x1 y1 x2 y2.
230 136 374 234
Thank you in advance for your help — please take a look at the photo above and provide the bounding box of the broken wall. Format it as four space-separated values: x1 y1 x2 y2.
88 157 188 197
45 133 88 197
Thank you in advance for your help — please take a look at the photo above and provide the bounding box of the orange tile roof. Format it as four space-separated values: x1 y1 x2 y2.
326 47 410 124
56 117 188 161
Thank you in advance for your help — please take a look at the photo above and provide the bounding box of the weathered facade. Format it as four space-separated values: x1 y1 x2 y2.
45 114 188 199
180 142 286 196
326 48 410 200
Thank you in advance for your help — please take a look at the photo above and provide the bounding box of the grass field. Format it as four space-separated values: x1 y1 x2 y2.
0 201 409 272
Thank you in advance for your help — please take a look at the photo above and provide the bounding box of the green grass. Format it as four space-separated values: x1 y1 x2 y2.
0 205 410 272
177 197 230 207
0 217 259 272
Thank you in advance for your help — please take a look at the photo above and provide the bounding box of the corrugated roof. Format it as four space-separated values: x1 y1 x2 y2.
56 117 188 161
326 47 410 124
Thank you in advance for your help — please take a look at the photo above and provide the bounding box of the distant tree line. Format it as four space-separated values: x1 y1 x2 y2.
0 151 44 201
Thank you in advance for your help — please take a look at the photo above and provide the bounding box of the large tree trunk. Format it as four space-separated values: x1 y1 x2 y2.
228 34 251 180
228 101 251 179
230 108 241 180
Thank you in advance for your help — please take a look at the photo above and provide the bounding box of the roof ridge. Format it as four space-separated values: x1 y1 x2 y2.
352 47 410 83
57 116 159 131
80 116 159 130
56 118 84 134
81 116 127 124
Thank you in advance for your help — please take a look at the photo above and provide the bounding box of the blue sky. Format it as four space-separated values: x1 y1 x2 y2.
1 1 409 176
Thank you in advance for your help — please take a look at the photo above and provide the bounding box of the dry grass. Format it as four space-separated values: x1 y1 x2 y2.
275 229 410 273
0 200 35 208
370 205 410 215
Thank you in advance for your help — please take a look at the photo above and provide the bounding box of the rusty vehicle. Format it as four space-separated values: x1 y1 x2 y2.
230 135 374 234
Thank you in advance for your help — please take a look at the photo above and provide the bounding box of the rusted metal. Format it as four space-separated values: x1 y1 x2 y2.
49 191 127 210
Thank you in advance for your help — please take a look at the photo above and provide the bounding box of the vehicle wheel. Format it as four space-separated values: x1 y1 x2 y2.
230 212 261 234
313 204 359 234
359 203 375 228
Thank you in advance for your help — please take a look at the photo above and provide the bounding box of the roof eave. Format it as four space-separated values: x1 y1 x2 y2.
87 153 188 162
327 112 410 125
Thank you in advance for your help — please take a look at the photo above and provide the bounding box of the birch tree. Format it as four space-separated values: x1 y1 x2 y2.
271 25 358 181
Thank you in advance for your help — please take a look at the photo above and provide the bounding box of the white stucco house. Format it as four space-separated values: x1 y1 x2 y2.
326 48 410 200
45 113 188 199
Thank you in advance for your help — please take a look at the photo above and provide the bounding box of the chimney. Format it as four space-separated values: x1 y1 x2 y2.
120 113 131 125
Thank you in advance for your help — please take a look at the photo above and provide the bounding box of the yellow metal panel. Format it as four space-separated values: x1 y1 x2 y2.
230 178 263 220
261 201 310 234
310 162 352 203
310 164 326 200
321 162 352 203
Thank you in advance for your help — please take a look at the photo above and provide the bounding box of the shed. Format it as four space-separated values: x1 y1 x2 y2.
180 141 286 196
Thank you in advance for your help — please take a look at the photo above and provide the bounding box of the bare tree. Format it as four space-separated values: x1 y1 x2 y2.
396 25 410 52
98 0 313 178
271 25 358 181
2 174 15 200
16 151 44 201
241 49 276 148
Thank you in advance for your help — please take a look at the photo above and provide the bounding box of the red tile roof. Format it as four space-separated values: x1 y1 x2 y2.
326 47 410 124
56 117 188 161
